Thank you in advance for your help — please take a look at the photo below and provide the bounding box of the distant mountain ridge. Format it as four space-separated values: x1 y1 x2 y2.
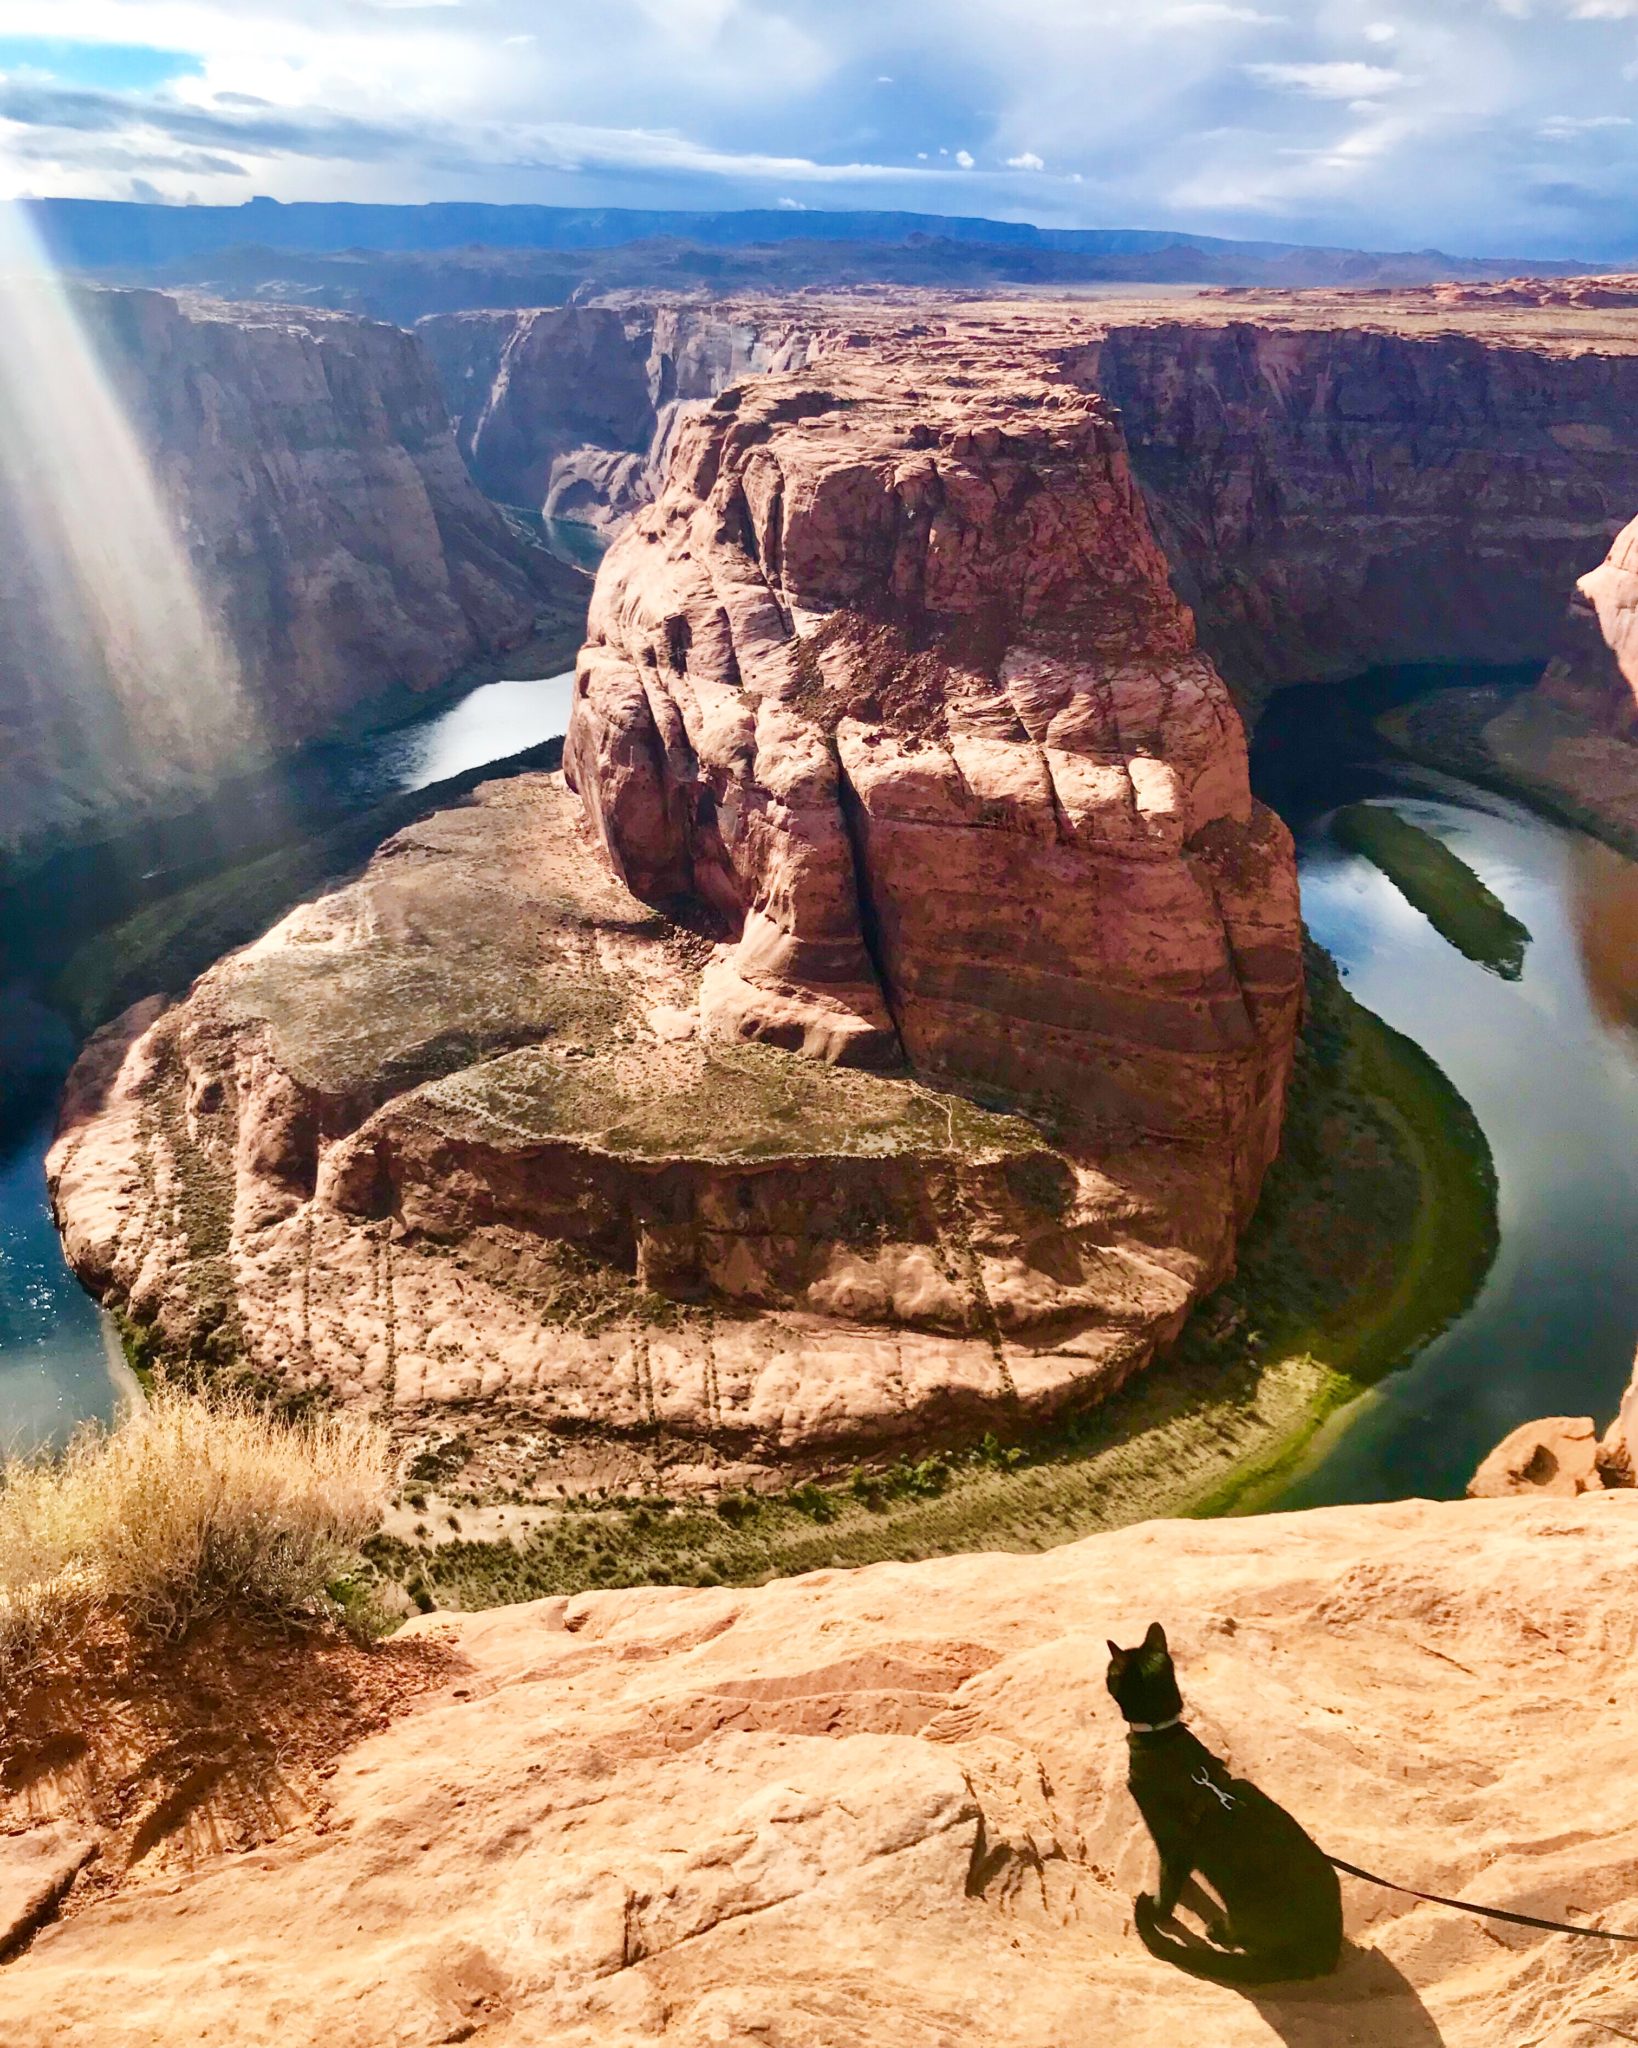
18 195 1585 284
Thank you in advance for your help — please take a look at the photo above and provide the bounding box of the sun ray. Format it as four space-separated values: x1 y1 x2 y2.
0 189 256 854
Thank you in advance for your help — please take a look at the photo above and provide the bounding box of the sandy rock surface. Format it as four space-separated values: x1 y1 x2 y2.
10 1495 1638 2045
1467 1415 1604 1497
1471 1352 1638 1497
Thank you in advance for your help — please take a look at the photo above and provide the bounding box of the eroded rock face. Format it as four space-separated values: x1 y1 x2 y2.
0 286 576 859
1095 320 1638 699
10 1494 1638 2046
419 301 823 539
565 326 1300 1222
1539 512 1638 737
1471 1350 1638 1497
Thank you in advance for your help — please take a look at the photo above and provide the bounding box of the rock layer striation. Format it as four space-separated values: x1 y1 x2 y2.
423 287 1638 705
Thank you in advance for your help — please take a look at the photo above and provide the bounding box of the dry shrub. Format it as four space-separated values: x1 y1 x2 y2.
0 1380 390 1671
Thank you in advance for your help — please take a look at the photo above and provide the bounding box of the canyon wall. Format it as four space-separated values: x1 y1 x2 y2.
1095 318 1638 699
0 286 579 861
418 301 823 539
428 290 1638 706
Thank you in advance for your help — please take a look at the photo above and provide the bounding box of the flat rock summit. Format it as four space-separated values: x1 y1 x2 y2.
10 1494 1638 2046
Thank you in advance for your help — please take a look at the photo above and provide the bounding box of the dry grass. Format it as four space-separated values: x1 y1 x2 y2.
0 1381 390 1673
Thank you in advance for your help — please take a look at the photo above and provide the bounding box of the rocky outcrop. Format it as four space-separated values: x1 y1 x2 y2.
1469 1350 1638 1497
566 323 1299 1194
0 286 579 861
1094 318 1638 700
1538 511 1638 736
48 754 1288 1488
419 301 822 538
48 316 1302 1482
10 1493 1638 2045
1380 504 1638 857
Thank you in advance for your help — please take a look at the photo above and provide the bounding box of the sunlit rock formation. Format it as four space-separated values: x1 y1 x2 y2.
564 321 1300 1208
1538 511 1638 737
0 286 577 861
1470 1349 1638 1498
11 1493 1638 2046
48 314 1301 1487
1381 502 1638 857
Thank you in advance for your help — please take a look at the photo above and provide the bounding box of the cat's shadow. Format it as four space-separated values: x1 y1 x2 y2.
1244 1940 1447 2047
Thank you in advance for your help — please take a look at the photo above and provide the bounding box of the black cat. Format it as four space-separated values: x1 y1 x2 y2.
1106 1622 1343 1984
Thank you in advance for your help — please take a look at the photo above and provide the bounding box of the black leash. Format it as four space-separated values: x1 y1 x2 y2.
1328 1856 1638 1943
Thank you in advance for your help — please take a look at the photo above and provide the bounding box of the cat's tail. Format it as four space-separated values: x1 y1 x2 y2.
1134 1895 1331 1986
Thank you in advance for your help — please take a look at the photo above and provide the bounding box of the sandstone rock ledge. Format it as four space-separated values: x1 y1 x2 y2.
10 1494 1638 2046
50 775 1249 1486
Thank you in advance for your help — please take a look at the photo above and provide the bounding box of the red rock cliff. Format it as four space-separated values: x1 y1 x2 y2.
565 316 1301 1220
1094 317 1638 698
0 286 576 859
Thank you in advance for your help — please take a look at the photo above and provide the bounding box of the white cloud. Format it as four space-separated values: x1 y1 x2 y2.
1164 4 1284 19
1539 111 1634 134
2 0 1637 255
1244 60 1408 98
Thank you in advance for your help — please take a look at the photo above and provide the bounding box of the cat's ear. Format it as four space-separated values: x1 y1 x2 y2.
1106 1640 1123 1659
1143 1621 1168 1653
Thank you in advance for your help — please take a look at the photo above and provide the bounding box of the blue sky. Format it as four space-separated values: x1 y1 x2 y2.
0 2 1633 258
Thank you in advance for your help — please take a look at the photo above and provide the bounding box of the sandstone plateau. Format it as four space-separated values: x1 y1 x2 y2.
9 1495 1638 2045
48 317 1303 1487
0 286 579 862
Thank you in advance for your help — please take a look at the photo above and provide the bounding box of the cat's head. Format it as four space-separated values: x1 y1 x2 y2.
1105 1622 1183 1726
